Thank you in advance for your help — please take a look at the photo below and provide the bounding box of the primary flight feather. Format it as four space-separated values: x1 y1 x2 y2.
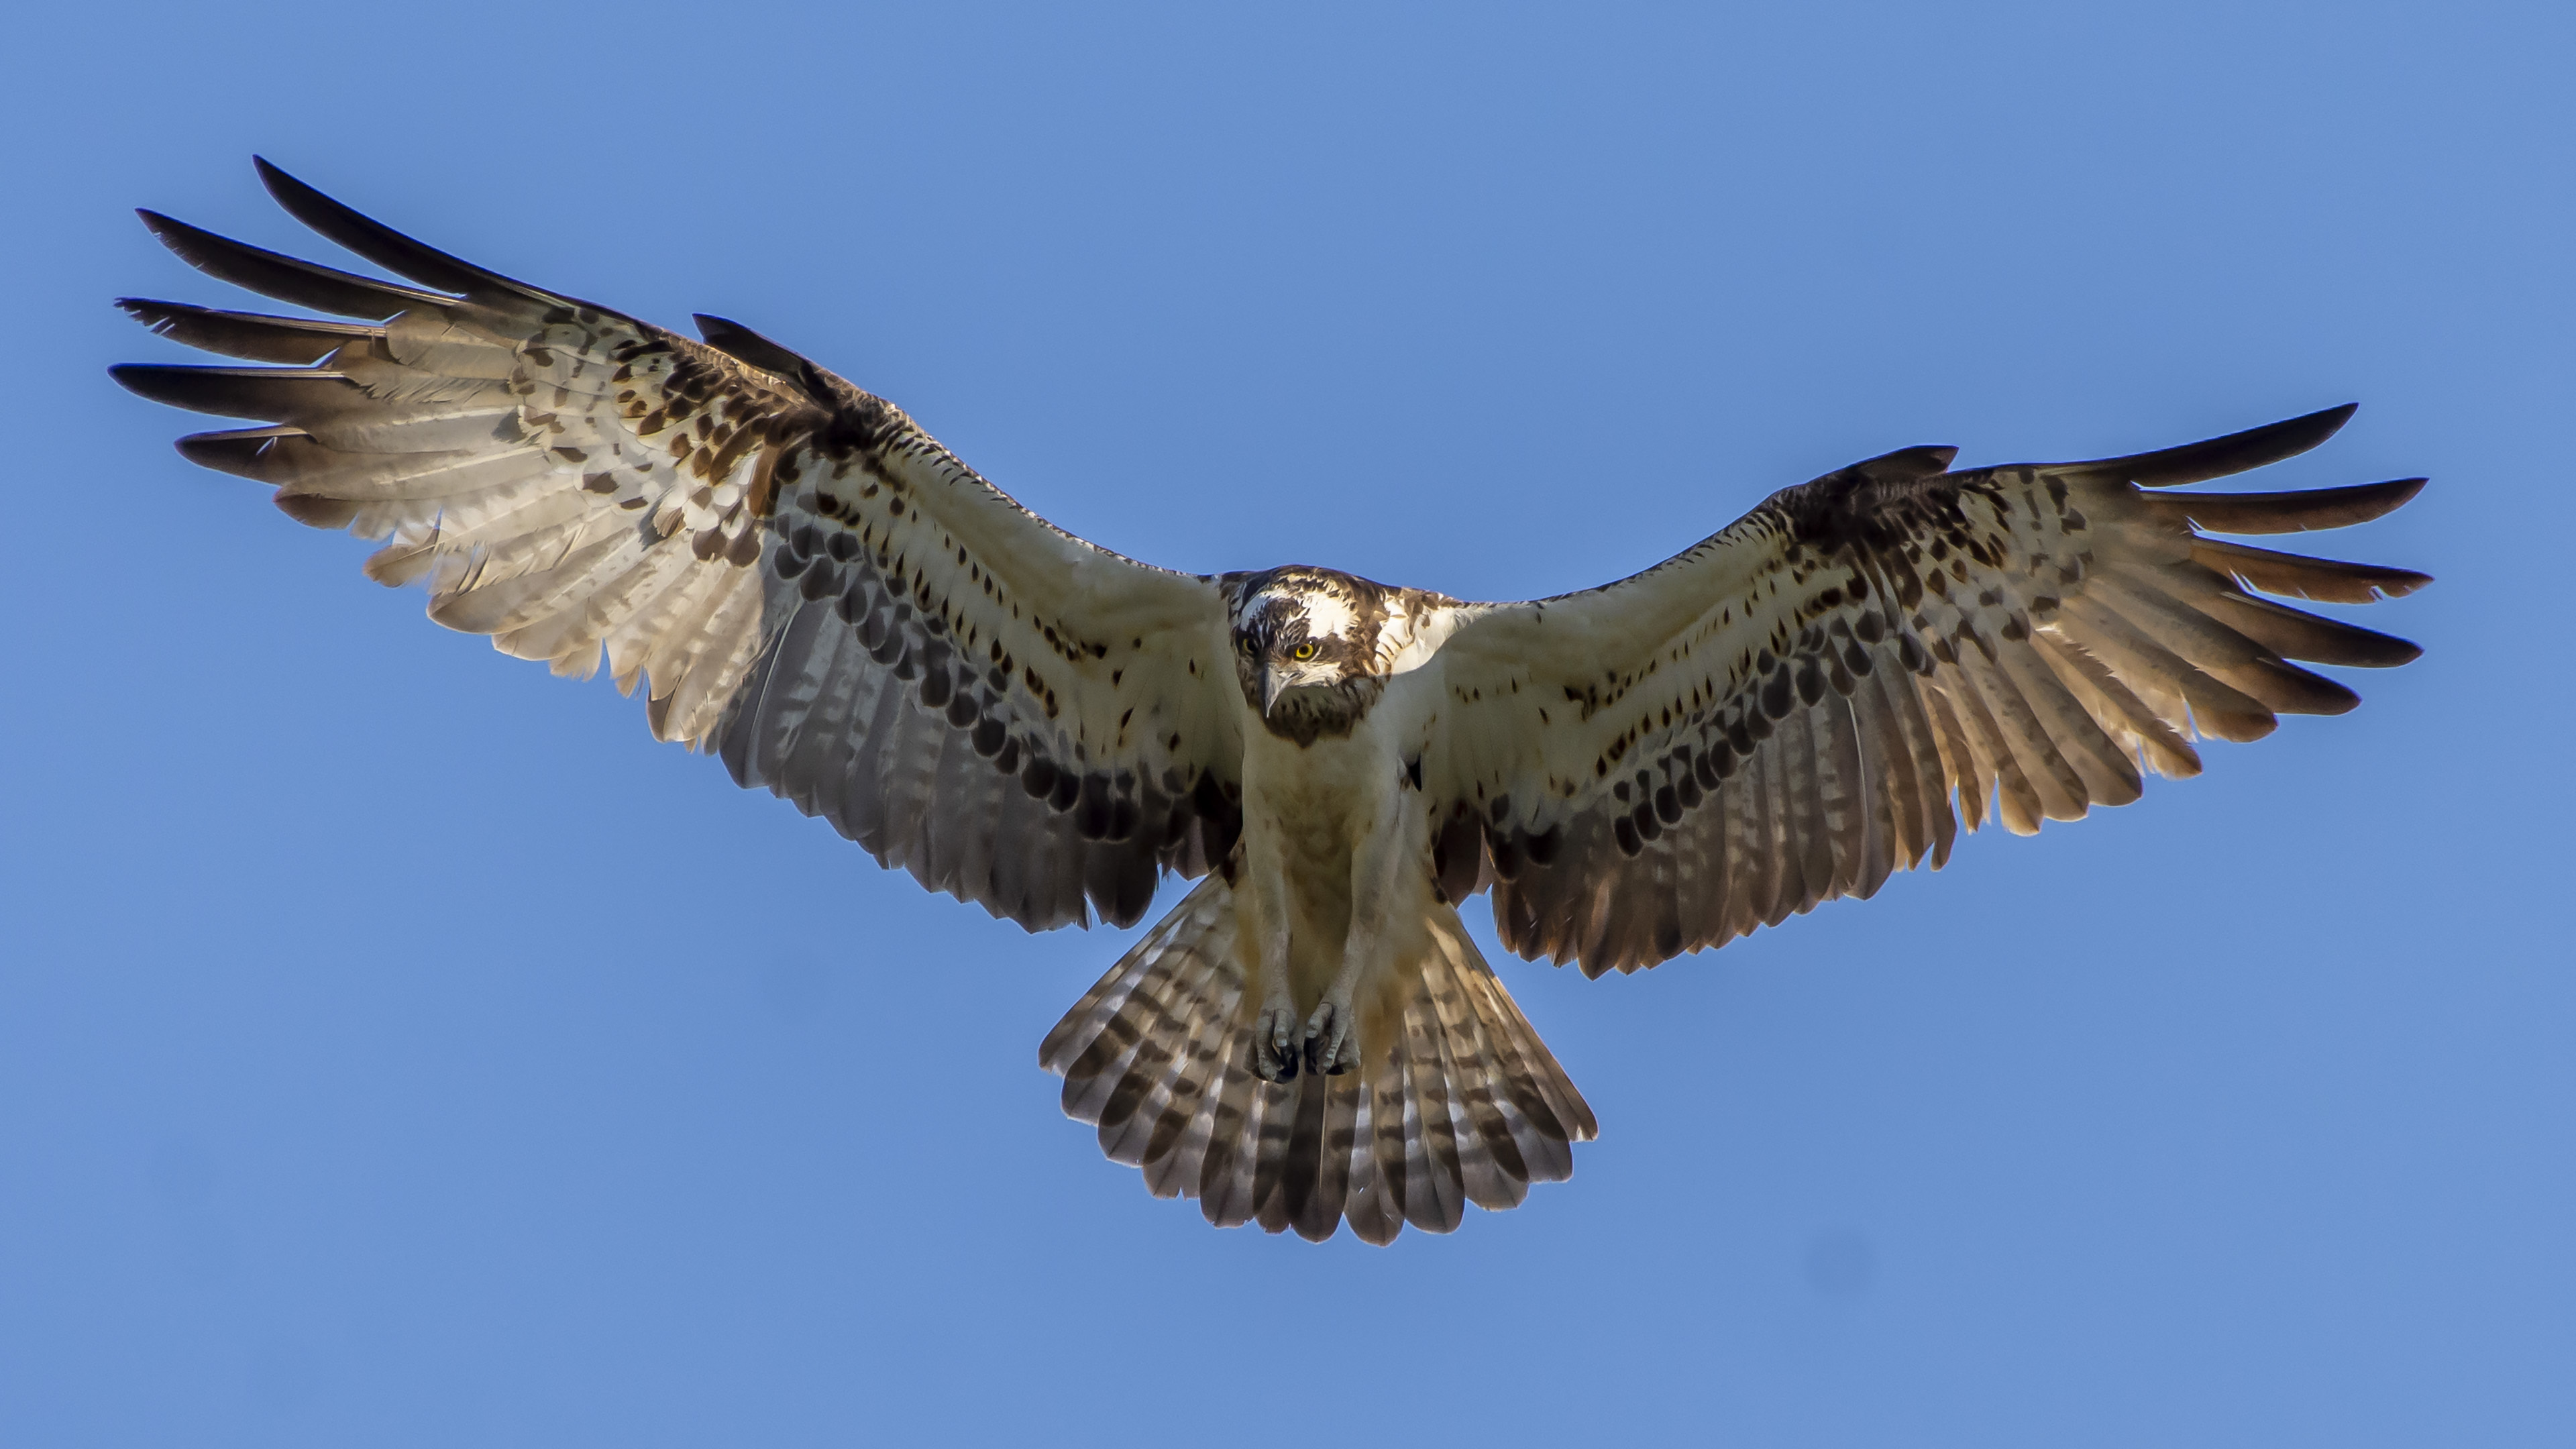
114 160 2428 1243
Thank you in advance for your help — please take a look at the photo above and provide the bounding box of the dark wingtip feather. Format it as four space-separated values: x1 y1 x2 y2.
2192 537 2432 603
2205 592 2424 667
254 156 550 303
2147 476 2427 535
2244 659 2362 716
109 361 174 401
113 296 174 332
109 362 354 420
131 209 439 319
173 426 300 478
114 298 374 364
2082 404 2360 489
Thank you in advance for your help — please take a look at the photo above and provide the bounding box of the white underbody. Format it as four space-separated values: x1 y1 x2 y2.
1232 671 1447 1061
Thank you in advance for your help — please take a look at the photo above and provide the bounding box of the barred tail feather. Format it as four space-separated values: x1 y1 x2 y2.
1041 878 1594 1244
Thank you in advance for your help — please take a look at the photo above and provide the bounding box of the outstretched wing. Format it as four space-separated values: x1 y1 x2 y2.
115 160 1246 931
1419 407 2426 975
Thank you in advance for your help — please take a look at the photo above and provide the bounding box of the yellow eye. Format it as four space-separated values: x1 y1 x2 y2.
1291 642 1318 661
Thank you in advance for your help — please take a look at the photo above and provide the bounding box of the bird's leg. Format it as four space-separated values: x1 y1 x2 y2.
1305 784 1404 1076
1246 849 1301 1083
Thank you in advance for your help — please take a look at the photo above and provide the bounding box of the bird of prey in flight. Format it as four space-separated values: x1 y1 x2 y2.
114 161 2429 1244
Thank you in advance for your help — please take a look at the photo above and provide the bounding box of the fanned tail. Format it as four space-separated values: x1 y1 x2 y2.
1040 877 1595 1244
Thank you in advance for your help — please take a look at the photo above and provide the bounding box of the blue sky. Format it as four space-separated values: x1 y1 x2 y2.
4 2 2570 1444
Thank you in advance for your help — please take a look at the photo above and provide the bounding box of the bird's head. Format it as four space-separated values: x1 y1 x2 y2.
1226 567 1391 737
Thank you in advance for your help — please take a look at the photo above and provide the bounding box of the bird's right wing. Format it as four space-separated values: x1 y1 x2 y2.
115 160 1247 930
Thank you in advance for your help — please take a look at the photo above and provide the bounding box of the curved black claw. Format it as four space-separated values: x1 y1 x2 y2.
1252 1006 1301 1083
1303 1000 1359 1075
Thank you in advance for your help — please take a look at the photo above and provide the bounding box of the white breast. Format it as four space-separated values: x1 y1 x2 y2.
1242 722 1389 875
1237 701 1428 1006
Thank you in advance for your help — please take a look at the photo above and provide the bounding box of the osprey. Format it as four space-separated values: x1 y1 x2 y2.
115 162 2430 1244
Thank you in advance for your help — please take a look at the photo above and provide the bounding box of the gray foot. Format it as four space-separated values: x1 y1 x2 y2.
1302 995 1359 1076
1252 1004 1301 1083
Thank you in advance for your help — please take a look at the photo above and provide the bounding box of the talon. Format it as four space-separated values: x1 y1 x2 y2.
1253 1006 1301 1083
1302 998 1355 1076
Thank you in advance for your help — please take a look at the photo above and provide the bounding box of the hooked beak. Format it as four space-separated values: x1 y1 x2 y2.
1260 665 1286 717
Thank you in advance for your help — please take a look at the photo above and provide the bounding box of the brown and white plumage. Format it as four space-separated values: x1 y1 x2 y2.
1417 419 2428 975
115 161 2427 1243
1040 877 1591 1242
119 160 1246 934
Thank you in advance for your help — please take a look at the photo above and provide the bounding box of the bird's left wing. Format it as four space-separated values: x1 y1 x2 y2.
115 161 1244 931
1416 407 2426 975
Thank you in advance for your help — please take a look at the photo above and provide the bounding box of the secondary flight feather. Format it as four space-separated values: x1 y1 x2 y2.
114 161 2428 1243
